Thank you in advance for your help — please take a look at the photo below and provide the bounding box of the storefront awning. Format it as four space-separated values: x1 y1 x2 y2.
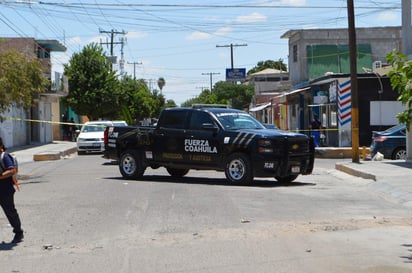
249 102 271 112
282 86 310 97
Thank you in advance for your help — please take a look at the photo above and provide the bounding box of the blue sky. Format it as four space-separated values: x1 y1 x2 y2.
0 0 401 105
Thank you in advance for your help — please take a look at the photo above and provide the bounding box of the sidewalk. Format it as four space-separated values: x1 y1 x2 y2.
8 141 77 164
336 160 412 208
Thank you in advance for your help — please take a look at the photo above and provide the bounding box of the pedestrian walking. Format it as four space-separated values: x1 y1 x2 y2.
0 137 24 243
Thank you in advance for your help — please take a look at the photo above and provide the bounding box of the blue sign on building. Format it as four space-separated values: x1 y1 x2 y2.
226 68 246 81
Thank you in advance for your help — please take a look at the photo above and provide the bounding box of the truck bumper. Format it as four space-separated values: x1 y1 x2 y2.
253 137 315 178
252 155 314 177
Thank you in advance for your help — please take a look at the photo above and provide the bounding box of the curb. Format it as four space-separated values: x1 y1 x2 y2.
33 147 77 161
335 162 376 181
316 147 370 159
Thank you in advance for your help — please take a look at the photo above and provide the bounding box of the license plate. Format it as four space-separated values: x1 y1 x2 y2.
291 166 300 173
93 143 101 147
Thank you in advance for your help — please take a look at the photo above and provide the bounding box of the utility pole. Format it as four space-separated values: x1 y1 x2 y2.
402 0 412 161
402 0 412 56
99 29 127 69
347 0 360 163
127 61 142 79
202 72 220 92
216 43 247 69
119 37 126 76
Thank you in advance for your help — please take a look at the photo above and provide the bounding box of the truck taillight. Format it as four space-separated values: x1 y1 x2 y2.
104 129 108 144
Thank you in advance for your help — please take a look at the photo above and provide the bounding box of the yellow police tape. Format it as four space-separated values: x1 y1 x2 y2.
5 116 83 127
5 116 352 134
291 128 342 133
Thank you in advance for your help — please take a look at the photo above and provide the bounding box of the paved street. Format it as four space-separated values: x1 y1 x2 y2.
0 152 411 273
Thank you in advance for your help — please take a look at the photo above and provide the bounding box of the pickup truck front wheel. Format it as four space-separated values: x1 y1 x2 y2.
119 150 145 179
224 153 253 185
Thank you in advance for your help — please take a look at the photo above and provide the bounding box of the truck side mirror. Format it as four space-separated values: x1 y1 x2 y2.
201 123 218 132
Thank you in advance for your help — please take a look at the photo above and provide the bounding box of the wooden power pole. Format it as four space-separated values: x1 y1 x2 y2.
347 0 360 163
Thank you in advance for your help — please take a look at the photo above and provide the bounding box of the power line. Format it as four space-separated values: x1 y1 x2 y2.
8 2 400 10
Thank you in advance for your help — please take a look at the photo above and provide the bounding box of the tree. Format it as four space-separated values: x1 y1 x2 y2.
151 89 166 118
63 43 120 120
386 51 412 129
247 60 287 75
118 76 154 124
213 81 254 110
0 50 47 113
157 77 165 93
164 99 177 108
181 89 218 107
181 82 253 109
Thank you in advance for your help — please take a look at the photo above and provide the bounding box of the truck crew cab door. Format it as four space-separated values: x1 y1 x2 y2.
153 109 190 164
184 111 221 167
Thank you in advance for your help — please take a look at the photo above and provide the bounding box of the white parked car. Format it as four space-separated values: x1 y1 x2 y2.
76 120 127 155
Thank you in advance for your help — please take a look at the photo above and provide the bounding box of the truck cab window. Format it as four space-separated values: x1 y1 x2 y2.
189 111 214 130
161 110 189 129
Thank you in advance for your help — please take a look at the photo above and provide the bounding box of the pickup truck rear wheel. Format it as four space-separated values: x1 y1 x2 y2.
275 175 298 183
224 153 253 185
119 150 145 179
167 168 189 177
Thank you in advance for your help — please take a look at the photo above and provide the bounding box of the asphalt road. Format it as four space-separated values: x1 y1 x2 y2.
1 156 411 273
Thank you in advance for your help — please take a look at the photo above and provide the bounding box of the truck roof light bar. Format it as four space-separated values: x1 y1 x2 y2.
192 104 229 109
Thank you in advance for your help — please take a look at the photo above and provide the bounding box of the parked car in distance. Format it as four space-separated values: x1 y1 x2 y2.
263 123 279 129
111 120 128 127
370 124 406 160
76 120 127 155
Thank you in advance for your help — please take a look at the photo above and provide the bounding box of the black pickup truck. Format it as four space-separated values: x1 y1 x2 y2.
104 105 315 185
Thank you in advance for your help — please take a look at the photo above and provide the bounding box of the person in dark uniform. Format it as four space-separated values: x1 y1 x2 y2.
309 114 322 147
0 137 24 243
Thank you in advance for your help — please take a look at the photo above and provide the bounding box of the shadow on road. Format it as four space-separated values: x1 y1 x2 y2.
103 174 316 188
384 161 412 169
400 244 412 263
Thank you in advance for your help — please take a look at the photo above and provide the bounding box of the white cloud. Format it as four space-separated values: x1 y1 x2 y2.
126 31 148 39
235 12 267 23
88 35 104 44
185 26 232 40
376 12 399 23
280 0 306 6
214 26 232 36
186 31 212 40
67 36 82 46
255 0 306 6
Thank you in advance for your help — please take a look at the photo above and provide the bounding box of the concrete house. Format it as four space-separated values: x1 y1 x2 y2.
0 38 67 148
281 27 401 84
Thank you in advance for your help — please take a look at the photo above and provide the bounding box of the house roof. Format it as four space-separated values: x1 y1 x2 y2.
36 39 66 52
250 68 286 76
